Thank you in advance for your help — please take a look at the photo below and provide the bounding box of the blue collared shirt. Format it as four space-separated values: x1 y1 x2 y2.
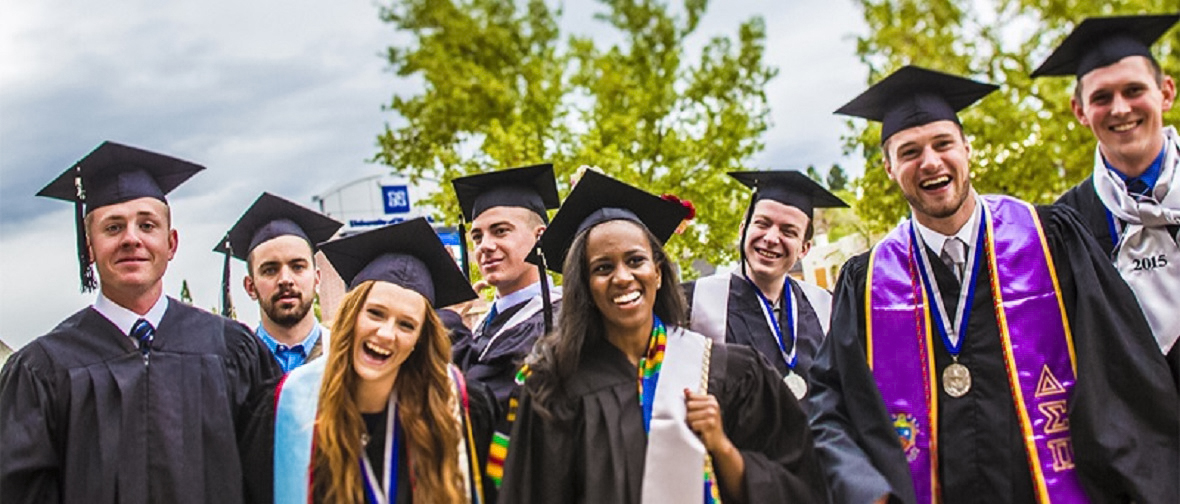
257 323 322 373
1107 145 1167 197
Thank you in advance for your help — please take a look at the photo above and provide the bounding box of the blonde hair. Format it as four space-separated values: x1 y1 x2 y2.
312 280 464 503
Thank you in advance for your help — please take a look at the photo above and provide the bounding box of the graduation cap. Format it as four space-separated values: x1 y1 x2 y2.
1031 14 1179 78
212 192 343 318
452 163 560 223
538 170 690 274
451 163 560 281
215 193 343 261
729 171 848 221
318 217 477 308
834 66 999 142
36 141 205 292
728 170 849 277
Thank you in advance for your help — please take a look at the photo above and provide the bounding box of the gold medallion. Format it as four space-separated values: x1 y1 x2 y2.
784 371 808 400
942 362 971 397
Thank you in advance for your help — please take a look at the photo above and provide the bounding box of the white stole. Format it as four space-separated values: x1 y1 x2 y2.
690 269 833 344
1094 126 1180 353
640 327 710 504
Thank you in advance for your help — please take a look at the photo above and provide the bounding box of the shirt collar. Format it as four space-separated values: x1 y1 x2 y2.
1105 143 1167 192
913 193 981 254
256 323 322 356
493 280 543 313
93 292 169 336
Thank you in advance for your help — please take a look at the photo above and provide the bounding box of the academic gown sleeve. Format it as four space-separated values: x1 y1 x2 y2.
496 383 581 504
1038 204 1179 504
807 254 914 504
462 378 501 504
239 376 282 504
712 343 828 503
0 343 62 504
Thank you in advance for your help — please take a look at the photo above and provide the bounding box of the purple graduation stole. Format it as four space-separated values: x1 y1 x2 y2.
866 195 1086 503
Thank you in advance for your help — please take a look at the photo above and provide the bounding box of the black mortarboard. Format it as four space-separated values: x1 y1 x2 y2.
451 163 560 282
36 141 205 292
538 170 689 273
215 192 343 261
834 66 999 142
1031 14 1179 78
728 171 848 220
318 217 477 307
212 193 343 318
452 163 560 223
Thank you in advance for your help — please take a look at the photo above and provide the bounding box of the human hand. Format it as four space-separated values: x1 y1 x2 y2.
684 388 732 455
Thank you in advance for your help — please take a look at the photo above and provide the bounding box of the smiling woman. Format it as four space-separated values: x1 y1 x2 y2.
499 171 827 504
241 218 499 504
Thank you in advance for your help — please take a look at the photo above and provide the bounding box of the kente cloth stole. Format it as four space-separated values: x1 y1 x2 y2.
866 195 1085 503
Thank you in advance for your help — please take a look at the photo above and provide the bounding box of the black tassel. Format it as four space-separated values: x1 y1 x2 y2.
459 220 472 283
74 173 97 293
537 244 553 334
738 194 757 279
221 237 236 319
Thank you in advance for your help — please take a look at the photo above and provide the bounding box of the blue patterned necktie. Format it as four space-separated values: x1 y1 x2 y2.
482 303 499 331
131 318 155 355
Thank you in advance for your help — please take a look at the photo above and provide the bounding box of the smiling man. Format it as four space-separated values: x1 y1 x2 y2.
217 192 343 373
0 142 280 503
686 171 846 403
1034 14 1180 387
450 164 561 407
807 67 1178 504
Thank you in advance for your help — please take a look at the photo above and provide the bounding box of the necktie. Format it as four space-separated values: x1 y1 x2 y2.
131 319 155 355
1126 178 1150 197
482 303 499 331
940 237 967 283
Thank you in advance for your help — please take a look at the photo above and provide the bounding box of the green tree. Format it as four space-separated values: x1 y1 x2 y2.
179 280 193 305
375 0 778 276
806 164 824 185
826 163 849 192
847 0 1180 234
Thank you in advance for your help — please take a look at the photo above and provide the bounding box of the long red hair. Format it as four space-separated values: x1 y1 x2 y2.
312 280 464 503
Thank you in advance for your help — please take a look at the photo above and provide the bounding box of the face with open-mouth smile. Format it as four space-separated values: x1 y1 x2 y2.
585 220 662 340
885 120 974 228
1072 55 1175 177
351 281 426 389
742 199 811 285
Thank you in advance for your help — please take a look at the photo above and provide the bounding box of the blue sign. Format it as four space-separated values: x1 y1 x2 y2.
382 185 411 214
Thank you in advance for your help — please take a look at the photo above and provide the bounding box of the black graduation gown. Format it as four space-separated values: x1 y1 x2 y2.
499 333 828 503
685 275 828 387
453 298 560 410
1058 176 1180 387
239 370 501 504
0 299 281 504
807 205 1179 504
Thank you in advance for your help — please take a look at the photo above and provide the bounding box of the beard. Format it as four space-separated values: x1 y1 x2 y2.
902 179 970 221
261 289 314 328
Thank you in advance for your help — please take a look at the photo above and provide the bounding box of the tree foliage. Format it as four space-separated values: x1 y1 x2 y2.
848 0 1180 234
826 163 849 192
375 0 778 276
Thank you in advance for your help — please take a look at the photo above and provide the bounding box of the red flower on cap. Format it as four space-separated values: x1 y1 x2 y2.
661 194 695 234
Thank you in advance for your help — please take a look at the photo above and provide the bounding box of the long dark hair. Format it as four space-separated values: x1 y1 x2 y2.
524 218 687 420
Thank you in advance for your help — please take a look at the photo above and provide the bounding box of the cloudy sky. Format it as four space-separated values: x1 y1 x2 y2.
0 0 867 349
